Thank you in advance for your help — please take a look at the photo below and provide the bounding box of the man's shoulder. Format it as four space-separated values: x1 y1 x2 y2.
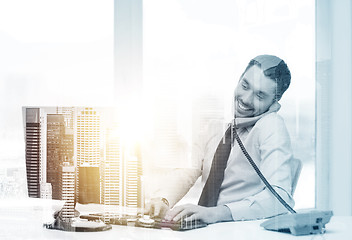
253 112 289 139
193 119 228 147
201 119 229 137
256 112 286 127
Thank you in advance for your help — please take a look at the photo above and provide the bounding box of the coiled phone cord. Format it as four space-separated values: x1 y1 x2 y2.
232 125 296 214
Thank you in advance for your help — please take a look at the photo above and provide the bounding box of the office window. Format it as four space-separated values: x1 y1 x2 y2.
143 0 315 208
1 0 316 210
0 0 113 198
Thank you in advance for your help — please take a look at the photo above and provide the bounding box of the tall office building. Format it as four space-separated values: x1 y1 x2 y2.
56 107 75 130
75 108 101 202
39 110 47 188
153 96 182 167
78 165 100 204
46 114 65 200
25 108 41 198
62 129 74 165
56 106 75 165
76 108 101 166
24 107 74 200
124 151 143 211
102 126 122 206
101 123 143 214
56 107 74 165
61 163 75 221
40 182 52 199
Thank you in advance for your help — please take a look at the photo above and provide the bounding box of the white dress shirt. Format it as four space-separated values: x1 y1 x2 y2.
152 103 296 221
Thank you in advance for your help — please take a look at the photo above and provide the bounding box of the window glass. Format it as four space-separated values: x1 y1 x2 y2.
144 0 315 208
0 0 113 198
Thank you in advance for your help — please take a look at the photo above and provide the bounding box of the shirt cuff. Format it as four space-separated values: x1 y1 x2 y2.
225 199 259 221
224 187 294 221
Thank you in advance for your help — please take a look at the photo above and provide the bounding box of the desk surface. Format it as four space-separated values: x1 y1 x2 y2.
0 199 351 240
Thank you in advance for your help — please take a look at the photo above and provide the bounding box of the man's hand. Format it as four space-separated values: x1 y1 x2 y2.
145 198 170 218
164 204 233 224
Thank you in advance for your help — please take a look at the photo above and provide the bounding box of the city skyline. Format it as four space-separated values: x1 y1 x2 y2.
22 106 144 220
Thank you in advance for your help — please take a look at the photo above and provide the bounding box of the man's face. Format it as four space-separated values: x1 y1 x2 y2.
234 65 277 118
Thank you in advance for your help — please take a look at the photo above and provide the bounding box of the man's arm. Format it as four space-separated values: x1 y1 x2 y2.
146 121 221 217
153 168 202 207
146 167 201 217
225 186 294 221
165 185 293 223
224 114 295 221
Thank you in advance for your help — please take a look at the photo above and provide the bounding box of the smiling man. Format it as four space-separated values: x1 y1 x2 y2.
147 55 295 225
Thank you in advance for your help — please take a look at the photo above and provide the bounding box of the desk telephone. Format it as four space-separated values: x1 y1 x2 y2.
232 126 333 236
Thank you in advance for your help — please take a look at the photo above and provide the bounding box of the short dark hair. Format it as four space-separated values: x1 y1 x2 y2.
241 58 291 100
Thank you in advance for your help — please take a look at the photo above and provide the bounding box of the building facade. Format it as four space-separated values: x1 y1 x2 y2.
25 108 41 198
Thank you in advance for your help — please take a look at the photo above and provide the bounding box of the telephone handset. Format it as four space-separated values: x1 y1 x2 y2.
232 125 333 236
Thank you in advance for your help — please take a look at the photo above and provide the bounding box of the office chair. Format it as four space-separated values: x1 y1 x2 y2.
291 158 302 195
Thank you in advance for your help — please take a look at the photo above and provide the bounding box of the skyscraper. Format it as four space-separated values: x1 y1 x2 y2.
61 163 75 221
78 165 100 204
40 182 52 199
102 126 122 206
75 108 101 203
47 114 65 200
76 108 101 166
124 151 143 211
56 107 75 130
102 124 143 215
57 106 75 166
152 96 181 167
25 108 41 198
62 129 74 166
